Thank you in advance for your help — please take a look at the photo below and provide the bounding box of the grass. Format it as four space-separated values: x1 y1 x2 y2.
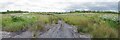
2 14 38 32
57 13 118 38
1 13 118 38
2 13 54 32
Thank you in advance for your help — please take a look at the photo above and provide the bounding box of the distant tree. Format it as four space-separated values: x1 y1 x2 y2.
7 10 9 12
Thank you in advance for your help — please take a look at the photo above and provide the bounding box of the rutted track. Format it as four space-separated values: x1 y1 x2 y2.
39 20 91 38
2 20 91 38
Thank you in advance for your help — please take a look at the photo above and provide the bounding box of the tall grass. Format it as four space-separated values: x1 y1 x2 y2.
2 14 38 32
2 13 118 38
2 14 40 31
2 13 59 32
57 13 118 38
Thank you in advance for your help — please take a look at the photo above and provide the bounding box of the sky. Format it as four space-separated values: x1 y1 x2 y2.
0 0 119 12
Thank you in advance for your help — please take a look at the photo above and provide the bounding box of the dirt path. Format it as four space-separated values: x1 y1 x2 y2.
2 20 91 38
39 20 91 38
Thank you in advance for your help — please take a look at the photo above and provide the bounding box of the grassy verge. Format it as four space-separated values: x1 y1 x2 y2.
2 13 58 32
57 13 118 38
2 14 38 32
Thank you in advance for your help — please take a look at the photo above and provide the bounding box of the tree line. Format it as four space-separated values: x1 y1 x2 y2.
0 10 29 14
0 10 119 14
69 10 118 13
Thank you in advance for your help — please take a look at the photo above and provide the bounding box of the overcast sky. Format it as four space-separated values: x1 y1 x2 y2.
0 0 119 12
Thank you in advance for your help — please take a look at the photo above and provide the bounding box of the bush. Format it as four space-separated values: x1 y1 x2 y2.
11 16 25 22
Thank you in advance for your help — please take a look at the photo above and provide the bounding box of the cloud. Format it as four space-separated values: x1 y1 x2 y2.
63 2 118 11
0 0 119 12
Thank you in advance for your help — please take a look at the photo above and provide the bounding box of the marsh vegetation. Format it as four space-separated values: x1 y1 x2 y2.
1 11 119 38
